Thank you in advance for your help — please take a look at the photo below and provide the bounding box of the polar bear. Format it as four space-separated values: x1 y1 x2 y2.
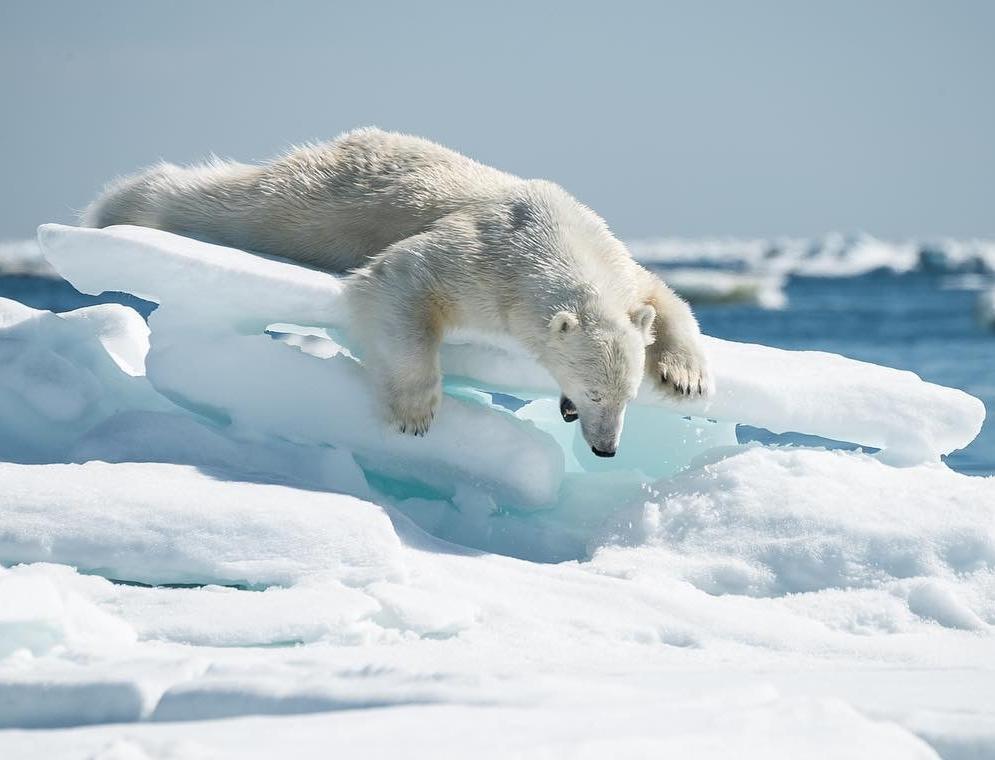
84 128 711 456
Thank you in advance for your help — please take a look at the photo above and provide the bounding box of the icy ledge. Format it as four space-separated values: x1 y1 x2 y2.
37 224 984 474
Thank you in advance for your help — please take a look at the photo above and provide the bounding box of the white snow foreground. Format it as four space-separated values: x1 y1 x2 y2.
0 225 992 758
1 454 994 758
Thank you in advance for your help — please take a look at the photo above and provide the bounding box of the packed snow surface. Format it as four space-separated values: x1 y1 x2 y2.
0 223 992 758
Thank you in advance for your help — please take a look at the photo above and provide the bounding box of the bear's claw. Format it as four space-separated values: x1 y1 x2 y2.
653 350 712 401
392 410 435 436
387 393 439 437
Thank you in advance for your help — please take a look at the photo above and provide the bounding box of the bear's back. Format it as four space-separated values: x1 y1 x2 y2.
244 128 521 268
317 128 520 209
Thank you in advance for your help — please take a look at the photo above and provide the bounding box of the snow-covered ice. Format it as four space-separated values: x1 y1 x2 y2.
0 223 993 759
0 297 171 463
37 224 985 467
1 448 993 757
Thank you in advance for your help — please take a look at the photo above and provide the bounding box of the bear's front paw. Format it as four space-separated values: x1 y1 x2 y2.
386 388 441 437
652 344 713 400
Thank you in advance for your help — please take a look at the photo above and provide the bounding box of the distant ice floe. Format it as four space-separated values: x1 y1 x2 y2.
978 287 995 331
630 232 995 277
0 223 992 757
0 239 58 278
940 273 995 292
659 267 787 309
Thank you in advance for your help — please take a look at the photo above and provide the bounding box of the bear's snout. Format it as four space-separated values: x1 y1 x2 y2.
591 446 616 458
559 395 578 423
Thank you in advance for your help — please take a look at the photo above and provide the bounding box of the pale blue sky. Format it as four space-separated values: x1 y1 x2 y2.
1 0 992 240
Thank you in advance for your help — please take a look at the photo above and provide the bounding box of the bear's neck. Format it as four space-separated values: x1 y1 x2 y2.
509 281 601 358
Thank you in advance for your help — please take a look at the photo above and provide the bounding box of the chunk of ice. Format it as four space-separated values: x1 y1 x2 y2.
37 224 986 466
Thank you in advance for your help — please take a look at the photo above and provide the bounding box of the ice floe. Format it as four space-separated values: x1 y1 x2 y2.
36 224 985 471
0 240 57 278
656 267 787 309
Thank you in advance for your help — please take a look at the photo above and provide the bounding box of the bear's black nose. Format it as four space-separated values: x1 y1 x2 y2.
591 446 616 458
559 395 578 423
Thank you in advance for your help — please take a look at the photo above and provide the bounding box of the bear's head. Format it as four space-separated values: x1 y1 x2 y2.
544 303 655 457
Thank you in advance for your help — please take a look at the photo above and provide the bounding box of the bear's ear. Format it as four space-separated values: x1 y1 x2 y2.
630 304 656 345
549 310 579 336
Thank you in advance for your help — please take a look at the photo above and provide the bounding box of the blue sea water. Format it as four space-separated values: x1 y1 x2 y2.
1 269 991 476
692 271 994 476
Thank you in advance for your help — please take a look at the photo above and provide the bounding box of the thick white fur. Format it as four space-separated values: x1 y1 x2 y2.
84 128 711 453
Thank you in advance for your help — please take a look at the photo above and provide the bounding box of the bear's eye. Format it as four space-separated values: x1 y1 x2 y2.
587 391 603 404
